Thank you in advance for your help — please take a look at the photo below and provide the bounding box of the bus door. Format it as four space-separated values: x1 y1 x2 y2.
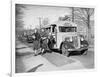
50 24 57 47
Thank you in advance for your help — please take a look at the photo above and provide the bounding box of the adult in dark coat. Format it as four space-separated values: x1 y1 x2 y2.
33 29 41 50
39 29 49 52
48 35 56 49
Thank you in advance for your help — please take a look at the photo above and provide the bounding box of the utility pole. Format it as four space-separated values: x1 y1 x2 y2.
38 17 42 29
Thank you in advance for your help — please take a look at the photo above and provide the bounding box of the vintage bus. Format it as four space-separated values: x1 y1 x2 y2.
42 21 88 56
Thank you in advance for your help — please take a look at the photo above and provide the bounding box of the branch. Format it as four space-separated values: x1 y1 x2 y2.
74 15 88 24
89 8 94 16
74 9 87 20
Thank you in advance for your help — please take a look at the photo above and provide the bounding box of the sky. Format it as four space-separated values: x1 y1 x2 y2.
20 4 72 29
17 4 94 30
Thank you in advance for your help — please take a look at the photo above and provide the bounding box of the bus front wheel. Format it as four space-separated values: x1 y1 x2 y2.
60 43 69 57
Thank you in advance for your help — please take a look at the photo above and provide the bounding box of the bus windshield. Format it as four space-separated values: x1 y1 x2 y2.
59 26 77 32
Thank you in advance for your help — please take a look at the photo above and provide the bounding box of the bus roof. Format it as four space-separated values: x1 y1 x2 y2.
53 21 77 27
42 21 77 29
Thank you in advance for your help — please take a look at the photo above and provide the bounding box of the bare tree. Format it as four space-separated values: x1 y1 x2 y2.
16 4 27 31
42 18 49 27
74 7 94 42
74 8 94 28
72 7 74 22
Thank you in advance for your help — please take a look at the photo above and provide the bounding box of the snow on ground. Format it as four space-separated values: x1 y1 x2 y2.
16 54 59 73
16 41 35 54
16 52 85 73
16 41 27 48
16 40 85 73
16 41 59 72
16 47 35 54
59 57 85 70
42 52 85 71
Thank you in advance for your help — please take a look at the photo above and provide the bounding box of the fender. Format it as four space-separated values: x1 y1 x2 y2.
59 42 64 50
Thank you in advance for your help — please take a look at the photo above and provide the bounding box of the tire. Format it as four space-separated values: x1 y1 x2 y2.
60 42 69 56
83 49 88 55
83 51 87 55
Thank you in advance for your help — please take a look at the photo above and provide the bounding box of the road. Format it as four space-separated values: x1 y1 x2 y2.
15 40 94 73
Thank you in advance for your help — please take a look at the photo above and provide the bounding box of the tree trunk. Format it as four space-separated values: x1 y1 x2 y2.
87 28 91 44
87 14 91 46
72 7 74 22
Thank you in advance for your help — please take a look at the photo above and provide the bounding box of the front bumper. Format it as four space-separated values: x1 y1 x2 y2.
68 47 88 52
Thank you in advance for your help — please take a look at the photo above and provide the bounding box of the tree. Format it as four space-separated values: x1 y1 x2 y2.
42 18 49 27
74 8 94 28
71 7 74 22
74 7 94 42
15 4 27 31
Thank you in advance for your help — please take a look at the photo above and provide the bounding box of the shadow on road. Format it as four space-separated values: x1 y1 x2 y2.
27 64 44 72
